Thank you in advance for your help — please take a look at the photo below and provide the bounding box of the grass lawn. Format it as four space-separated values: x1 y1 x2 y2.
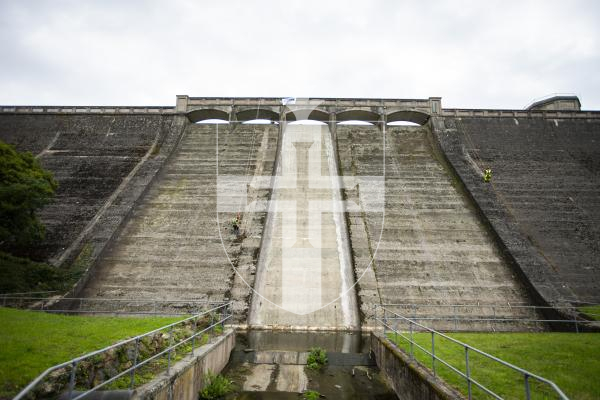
578 305 600 321
0 307 182 398
388 331 600 400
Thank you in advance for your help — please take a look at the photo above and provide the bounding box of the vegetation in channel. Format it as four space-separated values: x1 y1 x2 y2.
198 372 233 399
306 347 328 371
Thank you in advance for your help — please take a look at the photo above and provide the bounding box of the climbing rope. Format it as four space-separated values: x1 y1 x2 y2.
236 99 263 233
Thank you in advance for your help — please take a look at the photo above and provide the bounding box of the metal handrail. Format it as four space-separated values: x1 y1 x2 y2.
13 301 233 400
373 303 596 333
378 302 599 309
1 296 226 314
0 291 58 297
374 303 598 321
377 307 569 400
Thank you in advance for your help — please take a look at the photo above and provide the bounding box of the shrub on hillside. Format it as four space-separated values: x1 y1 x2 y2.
0 140 57 251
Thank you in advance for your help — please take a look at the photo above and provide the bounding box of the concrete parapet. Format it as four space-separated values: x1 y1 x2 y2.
133 329 235 400
0 106 176 114
370 332 463 400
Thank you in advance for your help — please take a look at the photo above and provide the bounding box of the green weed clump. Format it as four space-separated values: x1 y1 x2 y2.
303 389 320 399
306 347 327 371
198 372 232 399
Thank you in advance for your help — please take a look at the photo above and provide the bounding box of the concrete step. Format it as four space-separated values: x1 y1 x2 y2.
81 123 279 309
338 125 538 329
231 350 375 366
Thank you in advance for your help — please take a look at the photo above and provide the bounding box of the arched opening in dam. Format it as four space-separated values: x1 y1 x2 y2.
242 119 275 124
388 120 420 126
387 110 429 125
195 118 229 124
288 119 327 125
338 120 374 125
187 108 229 123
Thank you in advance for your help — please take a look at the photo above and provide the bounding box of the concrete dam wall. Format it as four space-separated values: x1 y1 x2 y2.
1 97 598 329
82 122 279 315
336 124 537 328
0 113 181 266
433 116 600 305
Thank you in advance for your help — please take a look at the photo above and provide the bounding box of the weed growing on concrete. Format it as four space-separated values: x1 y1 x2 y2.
306 347 327 371
303 390 320 400
198 372 232 399
150 143 161 156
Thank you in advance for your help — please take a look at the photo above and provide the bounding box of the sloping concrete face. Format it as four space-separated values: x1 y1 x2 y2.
81 123 278 307
249 124 360 329
0 114 174 262
435 117 600 304
337 125 538 329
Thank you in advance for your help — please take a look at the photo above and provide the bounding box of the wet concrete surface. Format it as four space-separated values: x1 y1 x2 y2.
221 331 397 399
243 330 368 353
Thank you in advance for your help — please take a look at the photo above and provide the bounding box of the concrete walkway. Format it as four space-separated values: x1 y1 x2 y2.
248 124 359 329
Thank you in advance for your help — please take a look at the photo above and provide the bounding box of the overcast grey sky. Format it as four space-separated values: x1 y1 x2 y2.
1 0 599 109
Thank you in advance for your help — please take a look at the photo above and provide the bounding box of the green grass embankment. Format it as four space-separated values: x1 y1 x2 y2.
578 305 600 321
0 307 182 398
388 332 600 400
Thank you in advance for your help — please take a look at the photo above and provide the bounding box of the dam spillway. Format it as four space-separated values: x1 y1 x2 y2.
248 123 360 330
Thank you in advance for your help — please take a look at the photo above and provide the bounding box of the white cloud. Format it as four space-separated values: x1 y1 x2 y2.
0 0 599 109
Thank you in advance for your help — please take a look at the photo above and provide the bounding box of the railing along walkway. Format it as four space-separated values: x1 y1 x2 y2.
376 306 569 400
13 302 232 400
1 295 225 315
376 303 596 332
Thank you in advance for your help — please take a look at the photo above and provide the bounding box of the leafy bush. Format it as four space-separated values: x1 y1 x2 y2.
199 372 232 399
306 347 327 371
303 390 320 400
0 140 57 250
0 250 68 293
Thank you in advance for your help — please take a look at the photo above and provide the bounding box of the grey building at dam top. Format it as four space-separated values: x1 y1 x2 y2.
0 94 598 330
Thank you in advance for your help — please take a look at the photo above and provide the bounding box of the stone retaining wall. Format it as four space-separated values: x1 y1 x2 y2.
134 329 235 400
370 332 462 400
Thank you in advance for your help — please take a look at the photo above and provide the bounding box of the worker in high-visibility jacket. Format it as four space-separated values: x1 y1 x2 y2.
483 168 492 182
231 214 241 235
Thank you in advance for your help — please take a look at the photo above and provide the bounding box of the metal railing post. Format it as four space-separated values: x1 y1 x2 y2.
167 325 174 374
524 373 531 400
383 308 387 335
191 317 197 355
575 318 579 333
130 338 139 390
409 320 414 359
465 346 471 400
454 305 458 330
220 304 225 331
210 312 215 339
68 361 78 399
431 331 436 377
